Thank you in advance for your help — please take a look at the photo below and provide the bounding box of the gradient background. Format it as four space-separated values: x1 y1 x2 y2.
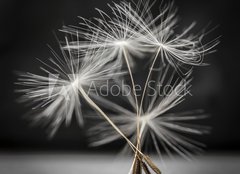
0 0 239 156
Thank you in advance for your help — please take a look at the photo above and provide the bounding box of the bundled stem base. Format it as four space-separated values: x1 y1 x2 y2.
132 155 161 174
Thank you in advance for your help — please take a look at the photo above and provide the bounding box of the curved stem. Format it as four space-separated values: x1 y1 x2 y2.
122 48 142 174
122 47 141 152
122 47 139 116
139 47 161 115
79 86 143 156
80 87 161 173
131 48 161 173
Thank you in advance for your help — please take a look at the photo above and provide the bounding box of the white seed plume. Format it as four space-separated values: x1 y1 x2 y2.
113 0 220 75
89 67 209 159
16 39 122 136
61 1 153 67
63 0 218 75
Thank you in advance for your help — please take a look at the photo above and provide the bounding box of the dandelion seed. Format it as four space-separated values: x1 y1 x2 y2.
89 67 209 160
60 1 153 67
16 39 122 136
67 0 219 74
134 0 219 74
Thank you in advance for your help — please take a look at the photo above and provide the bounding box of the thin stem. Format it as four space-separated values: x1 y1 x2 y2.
122 47 142 174
139 47 161 115
79 86 143 156
131 47 161 174
122 47 139 116
80 87 161 174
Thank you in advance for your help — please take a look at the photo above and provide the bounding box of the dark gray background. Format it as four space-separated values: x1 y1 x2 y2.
0 0 239 152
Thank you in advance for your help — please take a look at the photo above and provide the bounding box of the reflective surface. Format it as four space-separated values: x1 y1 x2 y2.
0 153 239 174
